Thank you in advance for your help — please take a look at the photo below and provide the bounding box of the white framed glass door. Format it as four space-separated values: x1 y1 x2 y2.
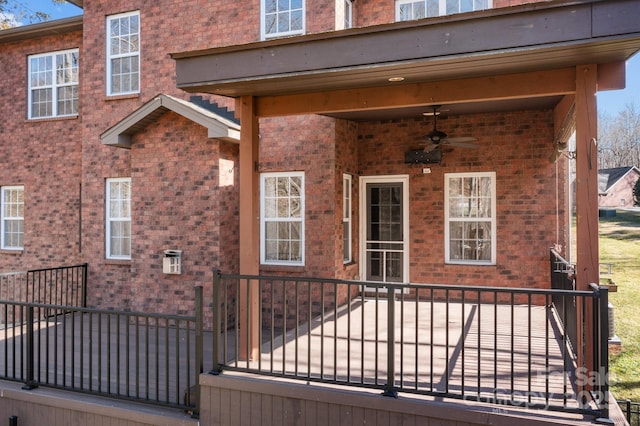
360 175 409 287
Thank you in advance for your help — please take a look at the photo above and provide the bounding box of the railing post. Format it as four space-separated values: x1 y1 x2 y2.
210 269 222 375
22 305 38 390
82 263 88 308
383 287 397 398
193 285 203 419
594 284 613 425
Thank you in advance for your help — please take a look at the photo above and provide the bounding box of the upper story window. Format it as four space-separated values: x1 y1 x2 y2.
260 172 305 265
336 0 353 30
106 178 131 260
1 186 24 251
28 49 79 119
444 172 496 265
262 0 305 39
107 11 140 96
396 0 491 21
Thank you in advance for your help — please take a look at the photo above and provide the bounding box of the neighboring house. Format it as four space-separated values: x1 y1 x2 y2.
599 166 640 208
1 0 639 424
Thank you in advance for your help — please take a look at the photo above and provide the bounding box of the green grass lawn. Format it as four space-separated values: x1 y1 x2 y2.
599 209 640 402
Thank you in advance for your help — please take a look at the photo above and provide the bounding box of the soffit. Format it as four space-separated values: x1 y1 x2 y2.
172 0 640 118
0 16 82 43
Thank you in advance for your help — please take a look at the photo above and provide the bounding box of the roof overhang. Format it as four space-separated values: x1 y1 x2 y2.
0 16 82 43
101 94 241 149
172 0 640 118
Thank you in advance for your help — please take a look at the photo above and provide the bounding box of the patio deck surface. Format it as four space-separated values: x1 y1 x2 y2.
0 298 586 413
227 298 584 412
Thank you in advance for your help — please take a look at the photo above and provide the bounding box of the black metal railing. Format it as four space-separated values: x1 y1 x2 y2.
211 269 612 420
0 286 203 414
622 400 640 425
0 264 87 308
549 249 578 358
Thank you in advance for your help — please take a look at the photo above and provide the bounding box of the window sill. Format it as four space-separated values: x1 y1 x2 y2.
105 93 140 102
445 261 496 266
104 259 131 266
260 264 305 274
0 249 23 255
26 115 79 123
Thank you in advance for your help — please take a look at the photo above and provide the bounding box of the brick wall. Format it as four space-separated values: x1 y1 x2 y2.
357 109 567 288
259 114 338 277
0 0 569 319
0 30 83 271
78 0 252 311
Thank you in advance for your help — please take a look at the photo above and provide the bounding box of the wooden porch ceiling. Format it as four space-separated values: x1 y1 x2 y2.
172 0 640 120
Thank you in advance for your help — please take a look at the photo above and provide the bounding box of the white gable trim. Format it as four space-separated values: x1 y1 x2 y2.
101 94 240 148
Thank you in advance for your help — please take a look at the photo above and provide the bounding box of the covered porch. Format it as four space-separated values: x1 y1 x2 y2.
171 0 640 385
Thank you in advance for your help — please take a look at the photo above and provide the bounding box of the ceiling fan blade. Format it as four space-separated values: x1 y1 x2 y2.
443 140 479 149
443 136 477 144
423 143 439 152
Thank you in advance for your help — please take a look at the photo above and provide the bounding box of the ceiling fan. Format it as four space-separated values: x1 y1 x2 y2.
423 105 478 152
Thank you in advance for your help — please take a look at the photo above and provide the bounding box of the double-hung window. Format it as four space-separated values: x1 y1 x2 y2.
28 49 79 119
106 178 131 259
344 0 353 29
336 0 353 30
444 172 496 264
1 186 24 250
262 0 304 39
107 11 140 96
260 172 305 265
343 174 352 263
396 0 491 21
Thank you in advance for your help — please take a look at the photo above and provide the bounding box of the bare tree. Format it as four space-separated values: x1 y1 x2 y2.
598 102 640 170
1 0 67 29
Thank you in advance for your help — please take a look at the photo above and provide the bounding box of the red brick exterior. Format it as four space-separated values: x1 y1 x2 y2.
0 30 83 269
0 0 569 320
358 110 568 288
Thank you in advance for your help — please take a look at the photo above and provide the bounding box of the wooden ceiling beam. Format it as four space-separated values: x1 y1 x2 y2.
255 68 577 117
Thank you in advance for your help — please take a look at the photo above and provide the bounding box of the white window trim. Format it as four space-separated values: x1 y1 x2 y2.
343 173 352 263
1 186 24 251
444 171 496 265
260 171 305 266
106 177 132 260
395 0 492 21
106 11 141 96
260 0 305 40
335 0 353 30
27 48 79 119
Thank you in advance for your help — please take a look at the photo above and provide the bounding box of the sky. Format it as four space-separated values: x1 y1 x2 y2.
21 1 640 117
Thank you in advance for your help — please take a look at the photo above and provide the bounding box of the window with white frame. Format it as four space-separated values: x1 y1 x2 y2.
260 172 305 265
336 0 353 30
107 11 140 96
106 178 131 259
396 0 491 21
344 0 353 29
262 0 304 39
343 174 352 263
28 49 79 119
1 186 24 250
444 172 496 264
